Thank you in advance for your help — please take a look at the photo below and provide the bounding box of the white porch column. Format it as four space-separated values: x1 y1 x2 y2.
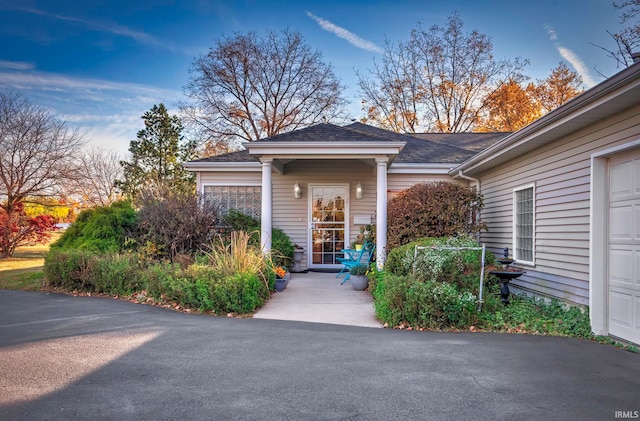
260 159 273 253
376 158 388 269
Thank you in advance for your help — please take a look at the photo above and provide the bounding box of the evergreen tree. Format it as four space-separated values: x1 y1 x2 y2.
117 104 196 200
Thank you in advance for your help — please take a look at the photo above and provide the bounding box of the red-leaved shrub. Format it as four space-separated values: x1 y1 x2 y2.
386 181 486 250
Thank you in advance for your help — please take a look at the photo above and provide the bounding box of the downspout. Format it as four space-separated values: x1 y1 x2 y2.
455 170 486 311
455 170 482 243
455 170 481 192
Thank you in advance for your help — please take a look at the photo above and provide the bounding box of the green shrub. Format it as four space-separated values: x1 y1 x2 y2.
141 261 181 299
223 209 259 231
374 235 500 329
271 227 294 269
387 181 486 249
385 237 438 277
45 249 140 294
211 273 268 314
370 267 414 326
44 249 99 290
386 235 495 291
371 270 482 329
92 253 141 294
51 201 137 253
412 281 478 328
141 259 268 314
479 295 592 338
45 249 269 315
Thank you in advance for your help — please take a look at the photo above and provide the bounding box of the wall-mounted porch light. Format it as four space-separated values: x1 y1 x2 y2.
294 182 301 199
356 182 363 199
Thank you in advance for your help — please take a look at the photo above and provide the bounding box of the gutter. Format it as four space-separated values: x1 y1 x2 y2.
452 61 640 175
454 170 480 193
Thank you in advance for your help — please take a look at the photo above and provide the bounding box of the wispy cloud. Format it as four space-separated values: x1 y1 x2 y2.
0 69 181 99
544 24 557 41
306 12 383 54
0 60 34 70
59 112 143 153
544 24 596 88
0 69 184 154
556 46 596 87
1 3 187 52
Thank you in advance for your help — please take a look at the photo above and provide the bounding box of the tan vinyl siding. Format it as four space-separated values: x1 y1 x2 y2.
199 171 261 186
271 159 378 271
387 174 464 198
478 104 640 305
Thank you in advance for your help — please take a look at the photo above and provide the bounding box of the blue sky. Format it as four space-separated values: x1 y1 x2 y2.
0 0 626 154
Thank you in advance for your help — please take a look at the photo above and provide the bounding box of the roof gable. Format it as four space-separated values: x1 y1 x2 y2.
187 122 510 166
253 122 398 143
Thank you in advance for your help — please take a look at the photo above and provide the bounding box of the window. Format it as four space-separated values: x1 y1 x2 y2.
203 185 261 218
513 184 535 264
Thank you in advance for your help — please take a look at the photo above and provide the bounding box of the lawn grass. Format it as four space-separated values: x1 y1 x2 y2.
0 231 62 290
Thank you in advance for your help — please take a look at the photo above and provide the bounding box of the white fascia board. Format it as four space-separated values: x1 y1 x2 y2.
184 161 261 172
388 163 454 175
244 141 405 157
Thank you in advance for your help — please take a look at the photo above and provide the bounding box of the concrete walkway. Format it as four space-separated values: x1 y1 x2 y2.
253 271 382 327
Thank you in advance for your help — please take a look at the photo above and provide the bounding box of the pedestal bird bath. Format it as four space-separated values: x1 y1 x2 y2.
488 248 524 305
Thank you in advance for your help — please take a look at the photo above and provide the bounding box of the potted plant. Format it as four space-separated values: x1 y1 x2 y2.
349 264 369 291
351 225 375 251
274 266 290 292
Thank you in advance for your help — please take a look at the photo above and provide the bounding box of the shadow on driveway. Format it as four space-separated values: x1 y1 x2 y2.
1 290 638 420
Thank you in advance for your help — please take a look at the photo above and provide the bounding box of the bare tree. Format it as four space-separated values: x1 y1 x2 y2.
358 12 527 133
593 0 640 70
183 29 346 146
0 91 84 214
358 40 421 133
73 147 123 206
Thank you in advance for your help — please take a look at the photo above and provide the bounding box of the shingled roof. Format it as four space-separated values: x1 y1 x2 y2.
344 122 479 164
189 123 508 165
189 149 256 163
411 132 509 152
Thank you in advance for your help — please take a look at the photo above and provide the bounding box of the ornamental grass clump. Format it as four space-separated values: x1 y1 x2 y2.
205 231 265 278
205 230 272 291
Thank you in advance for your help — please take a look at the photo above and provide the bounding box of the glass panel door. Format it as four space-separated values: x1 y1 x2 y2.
310 186 347 268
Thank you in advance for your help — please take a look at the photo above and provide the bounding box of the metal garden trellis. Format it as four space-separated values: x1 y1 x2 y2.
413 244 487 311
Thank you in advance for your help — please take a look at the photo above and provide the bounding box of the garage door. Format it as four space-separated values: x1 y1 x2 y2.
609 151 640 344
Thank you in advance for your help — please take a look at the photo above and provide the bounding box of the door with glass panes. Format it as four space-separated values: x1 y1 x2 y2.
309 185 348 269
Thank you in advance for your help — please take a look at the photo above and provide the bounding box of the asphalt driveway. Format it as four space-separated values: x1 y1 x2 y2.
1 290 639 420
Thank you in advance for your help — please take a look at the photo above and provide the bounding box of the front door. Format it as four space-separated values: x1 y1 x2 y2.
309 185 348 269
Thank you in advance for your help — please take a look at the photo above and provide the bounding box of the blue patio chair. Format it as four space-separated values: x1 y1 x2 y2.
337 241 376 284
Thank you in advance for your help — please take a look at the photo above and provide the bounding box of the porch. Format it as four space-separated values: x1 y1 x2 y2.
253 271 382 328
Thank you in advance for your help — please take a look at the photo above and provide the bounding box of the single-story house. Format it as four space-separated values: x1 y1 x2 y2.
186 61 640 345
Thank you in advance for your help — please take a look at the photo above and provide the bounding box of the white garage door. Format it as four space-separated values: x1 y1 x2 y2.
609 151 640 344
